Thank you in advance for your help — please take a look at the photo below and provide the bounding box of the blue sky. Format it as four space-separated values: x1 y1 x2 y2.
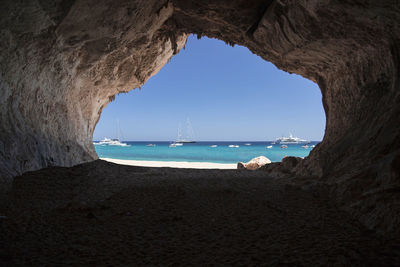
94 35 325 141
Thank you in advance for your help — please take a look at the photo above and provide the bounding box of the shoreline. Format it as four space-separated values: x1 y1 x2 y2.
101 158 237 169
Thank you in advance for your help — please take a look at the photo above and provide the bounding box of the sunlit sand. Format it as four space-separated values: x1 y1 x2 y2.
101 158 237 169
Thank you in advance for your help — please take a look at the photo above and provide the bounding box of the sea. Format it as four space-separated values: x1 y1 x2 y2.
94 141 320 164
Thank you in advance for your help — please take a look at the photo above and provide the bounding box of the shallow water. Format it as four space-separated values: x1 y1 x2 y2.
94 141 320 163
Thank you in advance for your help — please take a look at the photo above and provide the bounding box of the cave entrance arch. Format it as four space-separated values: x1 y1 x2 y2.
93 35 325 159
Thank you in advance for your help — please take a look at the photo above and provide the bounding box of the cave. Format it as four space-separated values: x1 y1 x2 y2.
1 0 399 264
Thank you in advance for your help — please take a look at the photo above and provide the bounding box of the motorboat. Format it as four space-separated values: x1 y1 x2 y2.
266 145 273 149
281 145 288 149
108 139 129 146
244 143 251 146
146 144 156 147
275 133 310 144
210 145 217 148
301 145 309 149
228 145 239 148
95 119 130 147
97 137 129 146
169 142 182 147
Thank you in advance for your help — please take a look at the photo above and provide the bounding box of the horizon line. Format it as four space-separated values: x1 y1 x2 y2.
93 140 322 142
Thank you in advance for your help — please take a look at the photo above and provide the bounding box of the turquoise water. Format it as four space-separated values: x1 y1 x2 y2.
94 141 319 164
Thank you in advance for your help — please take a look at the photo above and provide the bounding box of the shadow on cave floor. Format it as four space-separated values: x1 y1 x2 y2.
1 160 399 265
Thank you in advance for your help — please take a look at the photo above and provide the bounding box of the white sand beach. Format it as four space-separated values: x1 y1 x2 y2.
101 158 237 169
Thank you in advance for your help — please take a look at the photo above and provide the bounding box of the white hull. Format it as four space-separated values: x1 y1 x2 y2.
96 138 129 146
278 141 310 144
275 133 310 144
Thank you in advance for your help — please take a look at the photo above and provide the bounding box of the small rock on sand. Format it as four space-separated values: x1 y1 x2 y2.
237 156 271 170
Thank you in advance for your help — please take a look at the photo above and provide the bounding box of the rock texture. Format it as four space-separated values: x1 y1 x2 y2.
260 156 303 177
237 156 271 170
0 0 187 190
0 0 399 237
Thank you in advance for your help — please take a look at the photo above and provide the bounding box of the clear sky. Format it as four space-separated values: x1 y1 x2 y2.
94 35 325 141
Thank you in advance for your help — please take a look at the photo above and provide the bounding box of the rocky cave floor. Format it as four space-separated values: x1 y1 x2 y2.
1 160 399 266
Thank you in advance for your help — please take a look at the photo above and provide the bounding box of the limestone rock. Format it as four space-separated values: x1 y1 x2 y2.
237 156 271 170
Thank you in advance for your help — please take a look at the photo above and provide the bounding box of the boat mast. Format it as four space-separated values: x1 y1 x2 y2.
186 117 195 141
116 119 120 141
177 123 183 142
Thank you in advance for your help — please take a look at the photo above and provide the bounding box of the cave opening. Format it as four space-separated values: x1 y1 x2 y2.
1 1 399 263
93 35 325 166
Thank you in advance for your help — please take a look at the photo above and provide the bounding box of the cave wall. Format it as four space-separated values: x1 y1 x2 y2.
170 0 400 235
0 0 399 235
0 0 187 189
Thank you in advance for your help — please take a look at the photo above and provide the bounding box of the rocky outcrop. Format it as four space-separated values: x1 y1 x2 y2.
0 0 399 237
237 156 271 170
259 157 303 178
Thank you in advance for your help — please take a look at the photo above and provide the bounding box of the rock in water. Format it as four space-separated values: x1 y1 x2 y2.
237 156 271 170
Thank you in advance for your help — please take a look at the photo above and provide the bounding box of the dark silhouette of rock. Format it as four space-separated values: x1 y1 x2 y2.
282 156 302 171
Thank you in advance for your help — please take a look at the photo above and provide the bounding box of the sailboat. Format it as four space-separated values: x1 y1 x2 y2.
173 118 196 144
170 124 183 147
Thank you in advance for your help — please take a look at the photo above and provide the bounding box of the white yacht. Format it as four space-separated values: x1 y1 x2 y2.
210 145 218 148
275 133 310 144
266 145 273 149
95 120 129 146
97 137 129 146
228 145 239 148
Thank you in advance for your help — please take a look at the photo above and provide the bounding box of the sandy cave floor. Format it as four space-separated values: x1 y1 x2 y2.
0 160 399 266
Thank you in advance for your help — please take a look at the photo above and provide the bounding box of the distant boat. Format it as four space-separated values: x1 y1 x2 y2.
275 133 310 144
210 145 217 148
229 145 239 148
244 143 251 146
169 141 182 148
97 137 129 146
175 117 196 143
266 145 273 149
96 119 129 146
301 145 309 149
281 145 288 149
146 144 156 147
271 142 276 145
